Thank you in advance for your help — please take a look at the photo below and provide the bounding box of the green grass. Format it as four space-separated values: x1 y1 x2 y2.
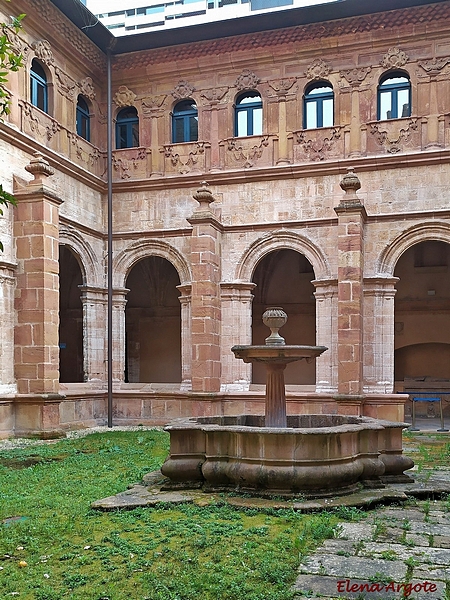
0 430 342 600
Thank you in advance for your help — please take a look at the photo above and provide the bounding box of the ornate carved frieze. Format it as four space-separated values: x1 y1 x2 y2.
340 67 371 87
31 39 54 66
369 118 418 153
418 57 450 76
78 77 96 100
267 78 297 97
295 128 341 161
200 87 229 106
162 142 208 174
171 80 195 100
381 47 408 69
67 131 100 166
2 24 28 59
46 120 60 141
235 69 260 91
114 86 136 107
227 136 269 168
142 95 167 118
306 59 331 81
113 148 147 179
55 67 77 100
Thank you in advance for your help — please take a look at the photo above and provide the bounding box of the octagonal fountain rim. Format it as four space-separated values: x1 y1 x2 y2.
231 344 328 364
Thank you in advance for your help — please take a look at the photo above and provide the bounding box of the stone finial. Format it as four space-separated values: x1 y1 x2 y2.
262 307 287 345
340 168 361 194
25 152 54 183
193 181 215 211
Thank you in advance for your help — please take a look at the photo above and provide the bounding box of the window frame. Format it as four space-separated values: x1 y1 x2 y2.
303 81 334 130
172 99 198 143
377 72 411 120
115 107 139 149
76 95 91 142
234 91 263 137
30 59 48 113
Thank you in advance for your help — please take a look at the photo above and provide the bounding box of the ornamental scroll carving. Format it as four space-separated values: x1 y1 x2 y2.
227 136 269 168
418 57 450 76
114 86 136 107
142 95 167 118
55 67 77 100
113 148 147 179
163 142 208 174
296 128 341 161
67 131 100 166
340 67 371 87
369 118 418 153
268 78 297 97
306 59 331 81
2 24 28 58
235 69 260 91
32 40 54 66
381 47 408 69
19 101 60 141
171 80 195 100
78 77 96 100
200 87 228 105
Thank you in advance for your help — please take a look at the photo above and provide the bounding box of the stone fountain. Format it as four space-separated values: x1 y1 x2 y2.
161 308 413 497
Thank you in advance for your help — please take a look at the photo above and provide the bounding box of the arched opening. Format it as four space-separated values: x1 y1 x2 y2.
251 249 316 385
125 256 181 383
394 240 450 407
59 245 84 382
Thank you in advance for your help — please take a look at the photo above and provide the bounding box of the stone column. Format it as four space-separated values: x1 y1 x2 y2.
0 261 16 394
13 153 63 434
187 182 222 392
112 288 128 383
313 278 338 393
200 88 228 171
220 282 255 391
363 277 398 394
269 79 296 165
340 68 371 158
80 286 107 384
334 168 367 397
142 96 166 175
177 283 192 390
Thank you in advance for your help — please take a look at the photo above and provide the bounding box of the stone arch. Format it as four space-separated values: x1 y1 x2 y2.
235 230 330 282
59 226 100 286
113 239 191 288
378 221 450 275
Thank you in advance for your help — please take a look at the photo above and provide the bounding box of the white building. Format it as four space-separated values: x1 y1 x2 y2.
84 0 339 35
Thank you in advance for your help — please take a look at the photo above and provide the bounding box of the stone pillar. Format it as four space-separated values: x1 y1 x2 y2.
220 282 255 391
313 278 338 393
269 79 296 165
340 68 371 157
14 153 62 395
80 286 107 384
334 168 367 397
187 182 222 392
363 277 398 394
177 283 192 390
0 261 16 394
13 153 63 435
112 288 128 383
142 96 165 175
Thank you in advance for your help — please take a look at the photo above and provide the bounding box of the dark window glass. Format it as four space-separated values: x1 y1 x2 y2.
30 59 48 113
172 99 198 143
234 91 262 137
303 82 333 129
76 96 90 142
378 73 411 120
116 107 139 149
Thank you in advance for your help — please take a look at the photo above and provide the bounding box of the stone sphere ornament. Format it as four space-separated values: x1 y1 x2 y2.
262 307 287 345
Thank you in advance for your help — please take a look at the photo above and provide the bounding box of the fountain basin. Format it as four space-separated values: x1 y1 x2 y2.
161 415 414 498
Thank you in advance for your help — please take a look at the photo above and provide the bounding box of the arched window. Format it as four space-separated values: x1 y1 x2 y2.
116 107 139 149
172 99 198 143
76 96 90 141
235 91 262 137
378 72 411 120
304 82 333 129
30 59 48 113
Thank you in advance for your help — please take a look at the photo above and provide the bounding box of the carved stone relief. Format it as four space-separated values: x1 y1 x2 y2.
381 47 408 69
32 40 54 66
227 136 269 168
55 67 77 100
296 128 341 161
163 142 208 174
306 59 331 81
67 131 100 165
114 86 136 107
79 77 96 100
369 118 418 153
340 67 371 87
267 78 297 97
171 80 195 100
142 95 167 117
235 69 260 91
113 149 147 179
418 57 450 76
200 87 229 105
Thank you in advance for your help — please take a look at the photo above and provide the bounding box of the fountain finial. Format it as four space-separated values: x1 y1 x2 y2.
262 307 287 345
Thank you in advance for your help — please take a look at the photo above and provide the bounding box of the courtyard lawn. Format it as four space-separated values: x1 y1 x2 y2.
0 429 344 600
